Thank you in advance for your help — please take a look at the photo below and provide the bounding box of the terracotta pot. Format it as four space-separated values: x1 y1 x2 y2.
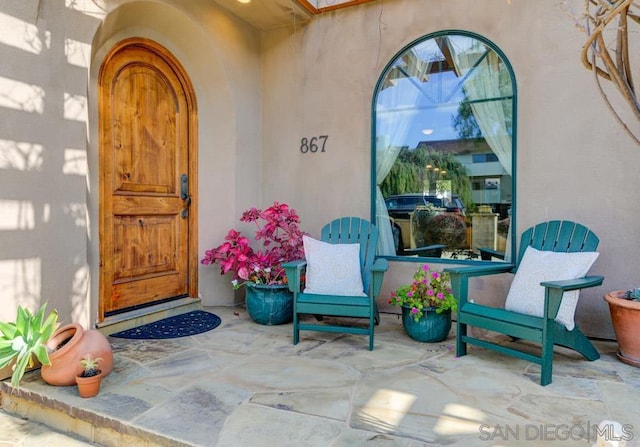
604 291 640 367
41 323 113 386
76 371 102 398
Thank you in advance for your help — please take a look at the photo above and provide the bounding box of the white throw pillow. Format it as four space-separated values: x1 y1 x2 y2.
504 246 599 330
302 235 366 297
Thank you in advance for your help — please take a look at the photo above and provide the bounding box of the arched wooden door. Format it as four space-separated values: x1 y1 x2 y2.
98 38 197 320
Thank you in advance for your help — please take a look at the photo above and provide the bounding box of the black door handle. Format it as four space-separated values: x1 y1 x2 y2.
180 174 191 218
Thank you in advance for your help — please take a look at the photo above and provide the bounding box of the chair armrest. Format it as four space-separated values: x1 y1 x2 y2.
542 275 604 320
282 259 307 293
540 275 604 291
369 258 388 297
370 258 389 273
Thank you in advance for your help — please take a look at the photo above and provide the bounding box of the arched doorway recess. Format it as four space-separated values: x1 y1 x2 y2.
98 37 198 320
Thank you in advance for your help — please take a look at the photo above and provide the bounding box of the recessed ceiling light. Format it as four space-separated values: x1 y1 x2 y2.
237 0 251 3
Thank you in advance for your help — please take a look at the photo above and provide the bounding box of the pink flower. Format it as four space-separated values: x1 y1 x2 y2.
237 266 250 280
240 208 261 222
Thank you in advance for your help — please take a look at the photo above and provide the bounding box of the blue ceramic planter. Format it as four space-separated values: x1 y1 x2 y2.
245 283 293 325
401 305 452 342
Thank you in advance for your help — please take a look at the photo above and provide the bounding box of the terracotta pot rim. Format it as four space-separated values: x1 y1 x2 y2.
46 323 84 360
604 291 640 310
76 370 103 383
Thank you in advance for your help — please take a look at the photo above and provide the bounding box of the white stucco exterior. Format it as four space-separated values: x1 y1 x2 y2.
0 0 638 338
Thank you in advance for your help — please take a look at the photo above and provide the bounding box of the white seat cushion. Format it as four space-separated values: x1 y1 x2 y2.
505 246 599 330
302 235 366 297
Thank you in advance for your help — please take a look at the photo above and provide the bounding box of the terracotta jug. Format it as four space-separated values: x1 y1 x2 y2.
41 323 113 386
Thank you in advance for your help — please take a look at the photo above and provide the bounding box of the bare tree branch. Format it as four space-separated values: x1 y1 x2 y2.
577 0 640 143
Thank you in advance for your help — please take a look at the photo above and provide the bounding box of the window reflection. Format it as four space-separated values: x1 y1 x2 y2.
374 31 516 262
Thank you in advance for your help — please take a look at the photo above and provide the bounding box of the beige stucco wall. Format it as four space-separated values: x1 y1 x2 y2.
0 0 100 327
260 0 640 339
0 0 263 326
1 0 638 338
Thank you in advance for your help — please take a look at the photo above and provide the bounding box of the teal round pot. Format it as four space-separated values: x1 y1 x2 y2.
401 305 452 342
245 283 293 325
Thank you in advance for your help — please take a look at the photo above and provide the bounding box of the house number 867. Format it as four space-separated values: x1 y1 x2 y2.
300 135 328 153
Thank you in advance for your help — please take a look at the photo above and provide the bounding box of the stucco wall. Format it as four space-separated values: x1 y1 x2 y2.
0 0 263 326
260 0 640 338
0 0 101 327
1 0 638 338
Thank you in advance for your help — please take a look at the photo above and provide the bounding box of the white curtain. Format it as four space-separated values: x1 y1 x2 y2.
447 39 512 176
375 137 401 255
448 37 514 260
375 55 428 255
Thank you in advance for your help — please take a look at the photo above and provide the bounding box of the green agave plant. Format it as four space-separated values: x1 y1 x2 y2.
0 303 58 387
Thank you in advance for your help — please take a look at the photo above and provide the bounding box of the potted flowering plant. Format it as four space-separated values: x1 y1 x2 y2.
389 264 457 342
201 202 307 325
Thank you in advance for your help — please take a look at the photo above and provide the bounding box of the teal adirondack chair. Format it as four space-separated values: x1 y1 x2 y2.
283 217 389 350
444 220 604 386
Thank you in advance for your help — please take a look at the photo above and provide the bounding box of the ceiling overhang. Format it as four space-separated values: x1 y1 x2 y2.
296 0 377 14
211 0 377 30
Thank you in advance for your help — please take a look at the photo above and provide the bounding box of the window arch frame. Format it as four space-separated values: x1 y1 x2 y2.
370 29 518 265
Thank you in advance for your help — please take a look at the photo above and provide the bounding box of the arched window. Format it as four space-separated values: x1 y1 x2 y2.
372 30 517 263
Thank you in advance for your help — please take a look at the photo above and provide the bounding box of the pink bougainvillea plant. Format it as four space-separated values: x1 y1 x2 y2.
201 202 307 289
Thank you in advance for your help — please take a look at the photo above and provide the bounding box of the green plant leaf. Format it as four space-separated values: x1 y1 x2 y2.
32 344 50 366
11 336 26 352
29 309 42 342
11 352 31 387
15 306 29 335
40 309 58 342
0 348 18 368
0 321 17 339
33 303 45 328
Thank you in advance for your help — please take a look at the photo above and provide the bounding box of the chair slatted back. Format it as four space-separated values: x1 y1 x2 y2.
320 217 379 293
516 220 600 270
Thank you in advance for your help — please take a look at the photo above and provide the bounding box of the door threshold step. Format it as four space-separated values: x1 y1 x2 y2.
95 297 202 336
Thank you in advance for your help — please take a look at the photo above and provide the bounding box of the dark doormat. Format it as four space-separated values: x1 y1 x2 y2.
110 310 222 339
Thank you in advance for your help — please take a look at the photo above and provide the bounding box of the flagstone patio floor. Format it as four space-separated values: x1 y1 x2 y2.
1 306 639 446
